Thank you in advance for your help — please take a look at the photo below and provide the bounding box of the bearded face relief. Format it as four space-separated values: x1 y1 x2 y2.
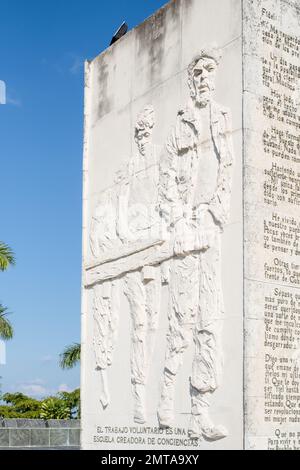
193 58 217 104
188 48 221 108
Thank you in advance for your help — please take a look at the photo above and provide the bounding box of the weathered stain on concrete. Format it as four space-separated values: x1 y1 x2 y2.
96 51 113 121
135 0 181 87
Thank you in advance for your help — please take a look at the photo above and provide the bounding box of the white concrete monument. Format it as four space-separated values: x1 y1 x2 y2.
81 0 300 450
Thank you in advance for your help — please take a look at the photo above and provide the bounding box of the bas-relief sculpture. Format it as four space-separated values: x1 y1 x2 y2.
158 47 234 441
86 46 234 442
90 189 121 409
119 105 162 425
90 105 162 422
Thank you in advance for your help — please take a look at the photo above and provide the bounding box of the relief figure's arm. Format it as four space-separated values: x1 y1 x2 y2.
159 123 181 230
116 164 130 243
90 217 100 259
208 110 235 230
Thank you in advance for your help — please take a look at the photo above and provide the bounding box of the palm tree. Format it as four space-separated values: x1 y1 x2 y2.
0 242 15 271
59 343 80 369
0 242 15 340
0 306 13 340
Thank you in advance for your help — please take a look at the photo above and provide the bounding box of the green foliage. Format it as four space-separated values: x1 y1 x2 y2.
0 242 15 271
0 393 41 418
58 388 80 418
0 389 81 419
0 241 15 341
59 343 80 370
40 397 71 420
0 305 13 340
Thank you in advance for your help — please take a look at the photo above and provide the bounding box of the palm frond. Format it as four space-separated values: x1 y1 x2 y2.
0 242 15 271
59 343 81 370
0 306 13 340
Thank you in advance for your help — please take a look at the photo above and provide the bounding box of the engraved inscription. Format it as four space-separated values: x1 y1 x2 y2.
249 2 300 449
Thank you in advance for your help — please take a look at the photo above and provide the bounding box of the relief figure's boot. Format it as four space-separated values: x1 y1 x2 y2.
188 408 228 441
133 383 147 424
188 382 228 441
157 369 176 429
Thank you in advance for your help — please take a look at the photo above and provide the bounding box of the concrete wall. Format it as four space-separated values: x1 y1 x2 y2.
0 419 80 449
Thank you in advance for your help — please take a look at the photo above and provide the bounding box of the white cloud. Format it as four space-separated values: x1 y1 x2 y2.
16 380 45 395
58 383 71 393
6 95 22 107
40 355 53 364
11 379 48 398
69 55 83 75
28 378 45 385
20 383 47 396
8 379 76 398
40 53 83 76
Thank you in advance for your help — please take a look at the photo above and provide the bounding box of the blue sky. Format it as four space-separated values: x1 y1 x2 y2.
0 0 166 398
